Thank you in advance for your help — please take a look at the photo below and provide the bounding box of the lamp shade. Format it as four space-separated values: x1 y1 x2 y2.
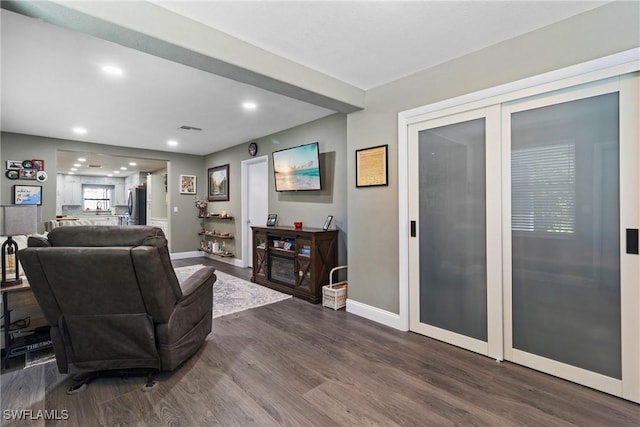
0 205 37 236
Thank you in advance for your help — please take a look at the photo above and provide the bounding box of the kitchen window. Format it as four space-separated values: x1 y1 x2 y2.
83 185 113 211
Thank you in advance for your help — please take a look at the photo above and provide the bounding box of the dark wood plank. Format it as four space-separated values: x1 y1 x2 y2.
1 256 639 427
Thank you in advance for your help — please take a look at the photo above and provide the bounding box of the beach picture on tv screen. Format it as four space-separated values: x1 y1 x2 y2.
273 142 321 191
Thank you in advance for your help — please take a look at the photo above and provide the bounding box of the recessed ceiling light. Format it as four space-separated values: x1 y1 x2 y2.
77 158 86 162
107 174 113 177
129 162 137 166
168 140 178 147
242 101 257 110
73 127 87 135
73 163 81 167
102 65 124 76
120 167 127 170
70 168 77 172
68 172 75 175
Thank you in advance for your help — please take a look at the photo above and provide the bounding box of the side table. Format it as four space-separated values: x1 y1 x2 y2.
1 278 52 369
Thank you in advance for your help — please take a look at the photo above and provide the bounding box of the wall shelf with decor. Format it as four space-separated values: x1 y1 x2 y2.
251 226 338 304
198 215 235 258
198 215 233 220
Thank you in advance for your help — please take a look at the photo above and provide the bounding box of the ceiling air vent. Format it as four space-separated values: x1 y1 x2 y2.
178 125 203 132
88 164 102 168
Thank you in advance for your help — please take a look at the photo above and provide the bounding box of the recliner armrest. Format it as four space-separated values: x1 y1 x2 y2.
179 266 216 301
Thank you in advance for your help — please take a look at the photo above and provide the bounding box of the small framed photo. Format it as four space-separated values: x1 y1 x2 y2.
322 215 334 231
6 160 22 170
180 174 197 194
208 164 229 201
13 185 42 205
266 214 278 227
32 159 45 171
19 169 37 180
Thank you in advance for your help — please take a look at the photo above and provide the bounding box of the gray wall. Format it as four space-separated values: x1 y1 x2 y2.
346 1 640 313
205 113 348 265
0 132 205 252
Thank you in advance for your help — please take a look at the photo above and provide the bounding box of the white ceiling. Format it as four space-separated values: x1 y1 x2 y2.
151 1 609 90
1 1 609 176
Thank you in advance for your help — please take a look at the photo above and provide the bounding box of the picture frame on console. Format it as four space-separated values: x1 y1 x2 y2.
322 215 334 231
266 214 277 227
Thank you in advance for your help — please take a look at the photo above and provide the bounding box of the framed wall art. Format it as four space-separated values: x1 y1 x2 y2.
19 169 37 180
208 164 229 201
356 144 388 188
179 174 197 194
13 185 43 205
32 159 45 171
6 160 22 170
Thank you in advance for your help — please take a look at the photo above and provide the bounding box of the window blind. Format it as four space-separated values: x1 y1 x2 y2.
512 143 576 234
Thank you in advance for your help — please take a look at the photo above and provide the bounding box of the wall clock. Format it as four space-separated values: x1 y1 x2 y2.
248 142 258 157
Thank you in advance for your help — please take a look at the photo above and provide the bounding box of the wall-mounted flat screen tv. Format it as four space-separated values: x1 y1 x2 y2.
273 142 321 192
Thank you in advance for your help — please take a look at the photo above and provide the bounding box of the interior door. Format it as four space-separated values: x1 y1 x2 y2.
408 106 502 359
502 76 640 400
244 156 268 267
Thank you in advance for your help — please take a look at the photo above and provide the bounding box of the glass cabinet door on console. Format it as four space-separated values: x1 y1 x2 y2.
253 232 268 279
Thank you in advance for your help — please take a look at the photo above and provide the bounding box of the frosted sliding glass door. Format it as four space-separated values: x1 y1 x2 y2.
502 77 640 399
408 108 502 358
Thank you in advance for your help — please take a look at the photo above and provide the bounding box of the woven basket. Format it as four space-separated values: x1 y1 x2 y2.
323 265 347 310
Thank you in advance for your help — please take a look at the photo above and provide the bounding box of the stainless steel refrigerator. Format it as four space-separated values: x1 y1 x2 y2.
127 187 147 225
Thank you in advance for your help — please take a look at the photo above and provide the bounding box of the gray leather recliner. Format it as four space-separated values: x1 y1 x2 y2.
19 226 215 377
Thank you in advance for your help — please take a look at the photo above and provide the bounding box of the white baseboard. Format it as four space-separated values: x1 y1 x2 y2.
346 299 408 331
170 251 245 268
202 252 245 267
170 251 203 260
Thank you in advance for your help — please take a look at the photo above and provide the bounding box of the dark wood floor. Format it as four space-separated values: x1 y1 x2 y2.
172 256 253 281
1 257 638 426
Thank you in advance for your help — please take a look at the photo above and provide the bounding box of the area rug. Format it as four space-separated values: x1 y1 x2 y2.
174 264 292 318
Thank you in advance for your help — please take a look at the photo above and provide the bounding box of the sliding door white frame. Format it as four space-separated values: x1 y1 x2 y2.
398 49 639 402
501 77 639 400
398 49 639 334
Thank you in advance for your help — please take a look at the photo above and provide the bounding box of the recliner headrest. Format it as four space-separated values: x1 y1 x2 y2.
44 226 167 248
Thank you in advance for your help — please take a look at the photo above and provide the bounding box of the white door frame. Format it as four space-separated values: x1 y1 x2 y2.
398 49 639 401
399 49 639 331
241 155 269 268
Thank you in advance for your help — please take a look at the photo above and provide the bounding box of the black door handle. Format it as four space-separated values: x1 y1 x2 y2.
627 229 639 254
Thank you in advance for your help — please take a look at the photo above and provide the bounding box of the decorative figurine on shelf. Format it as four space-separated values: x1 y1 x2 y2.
194 196 208 217
221 210 228 218
200 240 206 251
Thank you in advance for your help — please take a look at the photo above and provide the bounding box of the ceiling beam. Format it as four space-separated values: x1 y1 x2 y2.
2 0 364 114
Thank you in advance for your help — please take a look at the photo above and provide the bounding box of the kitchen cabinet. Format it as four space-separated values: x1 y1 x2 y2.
91 216 119 226
114 182 126 205
149 218 168 236
62 181 82 205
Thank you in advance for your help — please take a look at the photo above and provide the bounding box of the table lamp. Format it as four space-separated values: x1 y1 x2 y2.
1 205 37 287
